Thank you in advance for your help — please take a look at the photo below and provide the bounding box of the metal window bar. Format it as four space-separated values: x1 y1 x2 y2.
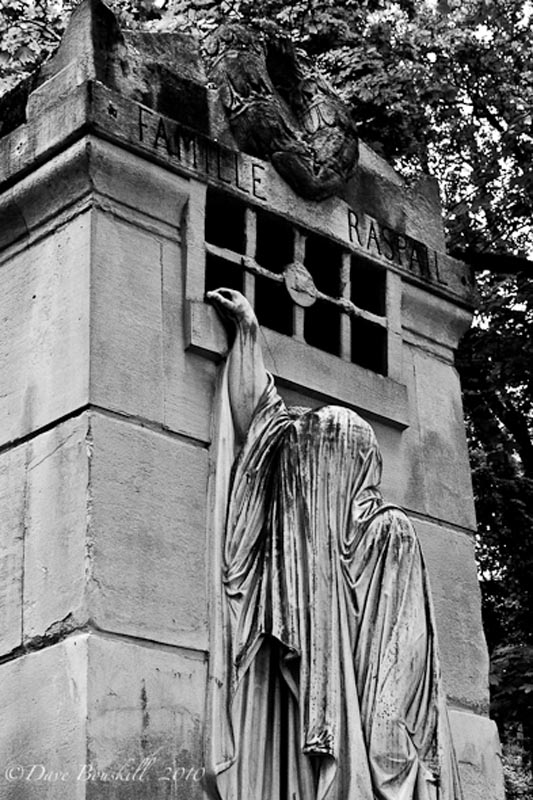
205 243 387 327
204 213 390 369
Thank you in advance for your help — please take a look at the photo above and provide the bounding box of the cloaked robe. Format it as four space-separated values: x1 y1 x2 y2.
206 366 463 800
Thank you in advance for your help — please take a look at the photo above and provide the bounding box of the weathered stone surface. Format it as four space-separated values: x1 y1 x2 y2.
164 328 218 445
23 415 90 642
0 138 187 255
0 445 25 656
86 634 206 800
347 167 447 255
0 77 473 307
402 280 475 359
88 147 190 428
205 23 358 201
37 0 125 91
0 200 29 252
450 710 505 800
0 634 206 799
405 175 447 251
277 372 467 534
0 213 90 448
372 340 474 529
0 140 193 447
279 360 483 707
24 0 208 134
410 347 476 529
0 636 88 800
251 383 414 512
87 138 189 233
162 196 220 443
0 140 92 253
90 211 165 423
89 412 208 649
0 83 90 188
368 414 423 510
416 520 489 712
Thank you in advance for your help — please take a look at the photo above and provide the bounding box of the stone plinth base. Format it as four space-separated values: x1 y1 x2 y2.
0 633 206 800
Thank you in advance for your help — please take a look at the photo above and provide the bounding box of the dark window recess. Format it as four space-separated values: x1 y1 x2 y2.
205 188 245 253
351 317 387 375
304 234 342 297
350 257 386 315
205 254 244 294
256 210 293 273
304 300 340 356
255 275 293 336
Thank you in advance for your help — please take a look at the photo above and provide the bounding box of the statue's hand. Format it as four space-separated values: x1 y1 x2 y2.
207 287 267 435
206 288 258 332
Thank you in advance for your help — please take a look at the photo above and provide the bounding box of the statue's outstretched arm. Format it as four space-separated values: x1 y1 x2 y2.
207 288 268 440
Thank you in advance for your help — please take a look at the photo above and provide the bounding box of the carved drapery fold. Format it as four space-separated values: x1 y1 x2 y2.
206 363 463 800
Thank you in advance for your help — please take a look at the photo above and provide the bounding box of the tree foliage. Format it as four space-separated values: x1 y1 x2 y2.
2 0 533 754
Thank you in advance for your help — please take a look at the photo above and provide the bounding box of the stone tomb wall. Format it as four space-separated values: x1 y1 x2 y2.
0 121 502 797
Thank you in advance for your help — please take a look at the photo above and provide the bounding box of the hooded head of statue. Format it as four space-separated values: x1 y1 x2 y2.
277 405 384 542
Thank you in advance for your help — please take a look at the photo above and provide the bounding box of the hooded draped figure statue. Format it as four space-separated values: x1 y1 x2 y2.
204 288 463 800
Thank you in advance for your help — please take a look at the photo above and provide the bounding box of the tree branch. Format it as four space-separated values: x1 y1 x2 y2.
485 391 533 477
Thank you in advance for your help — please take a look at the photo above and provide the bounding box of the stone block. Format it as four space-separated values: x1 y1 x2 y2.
0 84 89 189
162 235 219 445
87 138 189 233
370 415 426 511
89 412 208 649
0 200 28 252
0 633 206 800
0 213 90 447
27 0 208 134
402 281 474 357
0 445 26 655
0 137 188 256
23 415 90 641
0 636 88 800
0 140 92 253
416 519 489 713
450 710 505 800
411 348 476 529
90 211 166 423
85 633 206 800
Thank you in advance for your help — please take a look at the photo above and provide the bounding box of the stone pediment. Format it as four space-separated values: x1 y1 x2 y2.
1 0 359 202
0 0 475 308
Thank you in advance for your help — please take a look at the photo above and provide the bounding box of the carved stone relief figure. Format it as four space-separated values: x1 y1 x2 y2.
205 288 463 800
203 24 359 201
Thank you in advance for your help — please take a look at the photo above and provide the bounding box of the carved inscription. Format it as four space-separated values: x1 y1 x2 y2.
347 209 448 286
135 104 453 291
138 106 267 201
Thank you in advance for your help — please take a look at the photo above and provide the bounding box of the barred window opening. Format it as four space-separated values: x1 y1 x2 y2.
204 187 391 377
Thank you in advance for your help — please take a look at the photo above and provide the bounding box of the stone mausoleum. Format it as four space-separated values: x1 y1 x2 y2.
0 1 504 798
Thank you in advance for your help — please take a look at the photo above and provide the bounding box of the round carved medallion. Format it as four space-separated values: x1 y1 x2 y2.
284 262 317 307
